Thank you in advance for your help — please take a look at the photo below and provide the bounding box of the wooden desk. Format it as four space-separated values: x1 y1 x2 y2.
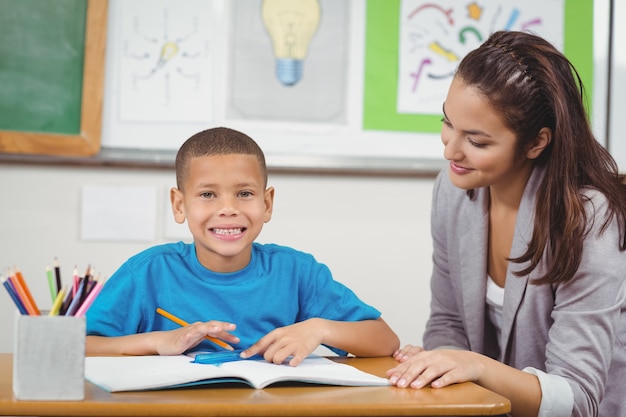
0 354 510 416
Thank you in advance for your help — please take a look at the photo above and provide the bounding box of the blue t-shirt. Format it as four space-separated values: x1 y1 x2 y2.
86 242 380 355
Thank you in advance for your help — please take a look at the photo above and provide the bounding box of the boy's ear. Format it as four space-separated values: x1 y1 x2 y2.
170 187 186 224
526 127 552 160
264 187 275 223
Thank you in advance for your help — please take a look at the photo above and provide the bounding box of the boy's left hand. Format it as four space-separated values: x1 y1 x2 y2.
240 318 324 366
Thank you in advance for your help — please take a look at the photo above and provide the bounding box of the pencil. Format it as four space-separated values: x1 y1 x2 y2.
53 258 62 294
2 274 28 315
64 278 87 316
74 279 104 317
72 266 80 297
58 285 74 316
8 273 38 315
46 265 57 302
14 267 41 315
156 307 234 351
49 286 67 316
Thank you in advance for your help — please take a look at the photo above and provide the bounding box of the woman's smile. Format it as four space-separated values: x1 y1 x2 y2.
449 161 473 175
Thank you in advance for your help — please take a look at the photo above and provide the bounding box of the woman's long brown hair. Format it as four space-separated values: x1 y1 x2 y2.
457 31 626 284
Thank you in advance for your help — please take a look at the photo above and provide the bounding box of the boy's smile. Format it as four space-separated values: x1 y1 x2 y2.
212 227 245 237
170 153 274 273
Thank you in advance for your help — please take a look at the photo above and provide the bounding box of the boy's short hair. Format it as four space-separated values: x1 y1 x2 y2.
175 127 268 190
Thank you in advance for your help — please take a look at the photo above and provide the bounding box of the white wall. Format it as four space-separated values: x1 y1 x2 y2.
0 163 436 353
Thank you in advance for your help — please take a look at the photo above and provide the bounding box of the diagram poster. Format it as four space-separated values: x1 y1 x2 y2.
119 0 213 123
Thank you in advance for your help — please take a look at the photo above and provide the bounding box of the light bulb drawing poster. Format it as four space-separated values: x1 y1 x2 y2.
118 0 213 123
261 0 322 87
363 0 595 134
227 0 350 124
397 0 563 115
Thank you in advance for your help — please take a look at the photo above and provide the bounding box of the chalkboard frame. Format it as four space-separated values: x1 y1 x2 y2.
0 0 108 157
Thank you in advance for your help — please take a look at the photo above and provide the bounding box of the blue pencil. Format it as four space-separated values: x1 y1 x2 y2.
64 278 87 316
2 274 28 315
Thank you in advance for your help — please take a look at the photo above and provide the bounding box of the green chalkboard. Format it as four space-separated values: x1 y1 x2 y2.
0 0 107 156
0 0 86 134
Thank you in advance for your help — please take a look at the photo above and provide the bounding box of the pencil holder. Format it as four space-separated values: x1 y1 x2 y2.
13 312 86 400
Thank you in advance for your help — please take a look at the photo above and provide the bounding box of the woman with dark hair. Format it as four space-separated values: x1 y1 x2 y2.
387 31 626 417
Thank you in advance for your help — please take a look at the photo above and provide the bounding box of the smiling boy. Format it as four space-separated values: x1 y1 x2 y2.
86 127 399 366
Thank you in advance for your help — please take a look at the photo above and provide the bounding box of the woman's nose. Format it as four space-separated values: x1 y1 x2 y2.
442 134 462 161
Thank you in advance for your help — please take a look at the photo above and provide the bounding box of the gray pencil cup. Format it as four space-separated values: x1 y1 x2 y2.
13 312 86 400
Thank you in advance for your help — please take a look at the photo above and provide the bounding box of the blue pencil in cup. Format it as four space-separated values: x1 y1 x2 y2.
1 274 28 315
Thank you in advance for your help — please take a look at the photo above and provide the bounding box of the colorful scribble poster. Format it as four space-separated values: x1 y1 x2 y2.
363 0 593 134
397 0 563 115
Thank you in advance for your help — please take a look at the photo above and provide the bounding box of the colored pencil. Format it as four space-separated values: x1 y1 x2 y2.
85 265 93 281
64 278 87 316
46 265 57 302
156 307 234 351
14 267 40 315
49 286 68 316
2 274 28 314
72 266 80 297
7 273 38 315
74 279 104 317
53 258 62 294
59 286 75 316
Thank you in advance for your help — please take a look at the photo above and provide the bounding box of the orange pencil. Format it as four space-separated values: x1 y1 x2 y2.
13 267 41 315
156 307 234 351
8 273 38 315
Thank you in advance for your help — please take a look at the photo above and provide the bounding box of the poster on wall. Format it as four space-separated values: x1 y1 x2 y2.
118 0 214 123
227 0 350 124
363 0 599 136
100 0 606 173
396 0 563 115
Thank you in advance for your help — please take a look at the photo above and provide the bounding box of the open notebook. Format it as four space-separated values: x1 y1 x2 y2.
85 354 390 392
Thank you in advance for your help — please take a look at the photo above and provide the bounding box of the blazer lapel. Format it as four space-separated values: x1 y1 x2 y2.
500 166 545 356
458 187 490 352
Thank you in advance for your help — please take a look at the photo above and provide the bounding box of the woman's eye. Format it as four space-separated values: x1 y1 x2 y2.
468 138 487 148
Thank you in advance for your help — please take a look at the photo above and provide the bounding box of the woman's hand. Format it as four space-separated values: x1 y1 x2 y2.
392 344 424 362
387 348 484 389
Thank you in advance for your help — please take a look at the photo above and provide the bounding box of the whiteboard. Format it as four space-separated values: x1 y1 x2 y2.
100 0 611 173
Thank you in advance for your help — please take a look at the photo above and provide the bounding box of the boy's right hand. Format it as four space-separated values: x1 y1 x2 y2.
155 321 239 355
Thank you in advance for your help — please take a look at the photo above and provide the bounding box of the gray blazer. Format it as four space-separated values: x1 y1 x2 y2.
424 166 626 417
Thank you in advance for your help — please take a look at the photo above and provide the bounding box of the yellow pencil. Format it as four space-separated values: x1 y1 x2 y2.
156 307 234 351
48 286 67 316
